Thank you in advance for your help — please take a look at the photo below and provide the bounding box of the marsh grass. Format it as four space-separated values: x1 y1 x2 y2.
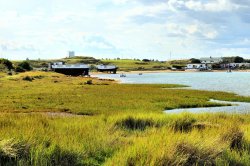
0 71 250 165
115 117 155 131
0 71 249 115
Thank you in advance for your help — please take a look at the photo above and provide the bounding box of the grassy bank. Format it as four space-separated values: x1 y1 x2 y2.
1 71 249 115
0 71 250 165
101 59 171 71
13 57 171 71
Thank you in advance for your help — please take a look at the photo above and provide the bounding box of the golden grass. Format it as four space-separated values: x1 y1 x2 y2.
0 71 250 165
102 59 171 71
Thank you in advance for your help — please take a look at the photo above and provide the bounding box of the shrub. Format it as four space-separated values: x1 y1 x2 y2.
15 66 25 72
0 59 14 70
17 61 33 72
115 117 154 130
190 58 201 63
85 80 93 85
142 59 150 62
33 75 44 79
222 127 244 150
175 142 221 165
0 139 29 165
22 76 34 82
7 71 12 76
171 115 197 132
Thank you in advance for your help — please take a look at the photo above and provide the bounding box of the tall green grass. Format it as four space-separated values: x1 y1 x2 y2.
0 71 250 165
0 113 250 165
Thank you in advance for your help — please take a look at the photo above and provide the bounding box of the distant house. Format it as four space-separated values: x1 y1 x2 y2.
200 57 223 64
220 63 250 69
186 57 223 70
96 64 118 74
186 63 210 70
50 62 89 76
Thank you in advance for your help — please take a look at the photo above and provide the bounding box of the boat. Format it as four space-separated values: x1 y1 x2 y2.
139 73 143 75
227 64 232 73
120 73 126 77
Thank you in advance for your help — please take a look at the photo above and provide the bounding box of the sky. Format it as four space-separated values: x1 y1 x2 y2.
0 0 250 60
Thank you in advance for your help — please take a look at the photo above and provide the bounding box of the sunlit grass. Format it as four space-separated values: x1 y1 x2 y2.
0 71 249 115
102 59 171 71
0 71 250 165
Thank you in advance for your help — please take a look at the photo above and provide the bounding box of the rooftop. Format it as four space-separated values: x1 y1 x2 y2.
96 65 117 70
200 57 223 61
52 64 89 69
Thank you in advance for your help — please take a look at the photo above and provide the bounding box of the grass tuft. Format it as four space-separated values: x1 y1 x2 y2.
222 127 244 150
172 114 197 132
176 141 222 165
115 117 154 131
22 76 33 82
0 139 29 164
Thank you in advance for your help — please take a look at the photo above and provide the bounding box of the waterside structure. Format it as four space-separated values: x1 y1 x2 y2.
49 62 90 76
186 57 250 71
96 64 118 74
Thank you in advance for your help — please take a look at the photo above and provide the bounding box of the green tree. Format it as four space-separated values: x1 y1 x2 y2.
190 58 201 63
16 61 33 72
234 56 244 63
0 58 14 70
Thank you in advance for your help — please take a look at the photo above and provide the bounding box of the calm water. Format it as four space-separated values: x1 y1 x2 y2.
165 99 250 114
96 72 250 96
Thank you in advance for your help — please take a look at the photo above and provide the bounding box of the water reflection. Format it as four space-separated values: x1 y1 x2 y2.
165 99 250 114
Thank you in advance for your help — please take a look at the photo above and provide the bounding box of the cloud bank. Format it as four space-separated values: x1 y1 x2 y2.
0 0 250 60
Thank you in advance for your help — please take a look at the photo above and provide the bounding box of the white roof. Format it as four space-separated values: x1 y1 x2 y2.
52 64 89 69
200 57 223 61
97 65 117 70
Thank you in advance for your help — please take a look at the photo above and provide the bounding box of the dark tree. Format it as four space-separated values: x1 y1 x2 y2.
17 61 33 71
234 56 244 63
0 58 14 70
190 58 201 63
142 59 150 62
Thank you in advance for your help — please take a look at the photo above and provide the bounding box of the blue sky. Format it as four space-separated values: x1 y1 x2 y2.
0 0 250 60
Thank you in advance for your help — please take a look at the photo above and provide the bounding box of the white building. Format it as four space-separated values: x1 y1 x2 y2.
69 51 75 58
186 63 210 70
221 63 250 69
200 57 223 64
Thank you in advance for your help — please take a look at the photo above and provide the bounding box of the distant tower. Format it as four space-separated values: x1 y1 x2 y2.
68 51 75 58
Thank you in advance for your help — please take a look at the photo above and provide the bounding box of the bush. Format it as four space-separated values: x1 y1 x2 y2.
7 71 12 76
85 80 93 85
175 142 221 165
0 59 14 70
222 127 244 150
22 76 34 82
172 115 197 132
15 66 25 72
115 117 154 130
0 139 29 165
142 59 150 62
190 58 201 63
17 61 33 72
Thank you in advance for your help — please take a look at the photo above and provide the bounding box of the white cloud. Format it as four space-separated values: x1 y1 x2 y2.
0 0 250 60
166 22 218 39
168 0 240 12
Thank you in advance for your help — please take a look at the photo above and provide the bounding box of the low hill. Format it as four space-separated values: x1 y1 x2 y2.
14 56 101 68
14 57 171 71
101 59 171 71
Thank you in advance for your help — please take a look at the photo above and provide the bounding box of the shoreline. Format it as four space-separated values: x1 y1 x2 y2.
91 69 250 75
